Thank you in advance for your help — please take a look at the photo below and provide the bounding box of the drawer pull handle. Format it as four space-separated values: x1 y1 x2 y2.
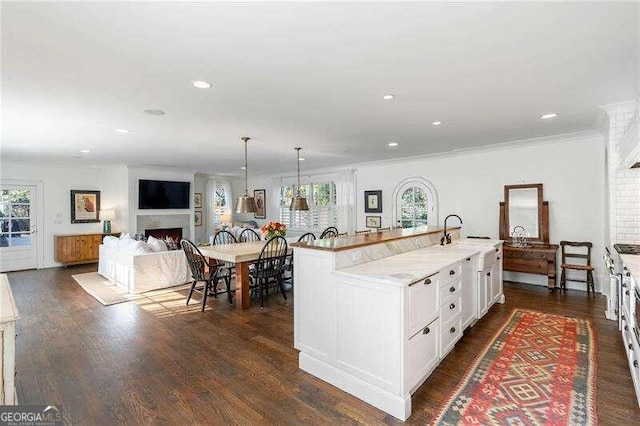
634 360 639 369
497 257 501 260
466 257 471 261
423 327 430 335
622 283 627 288
622 315 626 321
487 272 491 277
450 327 456 334
449 270 456 275
495 248 499 252
449 303 456 310
626 290 630 296
424 278 432 285
629 343 633 351
449 286 456 293
625 325 629 331
626 272 631 277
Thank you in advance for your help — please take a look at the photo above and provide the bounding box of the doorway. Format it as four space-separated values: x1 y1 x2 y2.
1 184 38 272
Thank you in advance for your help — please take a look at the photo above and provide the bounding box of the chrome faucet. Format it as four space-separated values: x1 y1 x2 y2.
441 214 463 245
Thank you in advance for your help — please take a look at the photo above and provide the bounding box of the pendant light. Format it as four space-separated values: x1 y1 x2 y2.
235 136 257 213
290 147 310 211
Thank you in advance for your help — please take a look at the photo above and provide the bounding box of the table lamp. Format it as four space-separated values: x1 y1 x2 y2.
100 209 116 234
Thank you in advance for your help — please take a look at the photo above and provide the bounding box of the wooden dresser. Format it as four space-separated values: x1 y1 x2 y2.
499 183 559 292
0 274 19 404
54 233 117 266
503 244 558 290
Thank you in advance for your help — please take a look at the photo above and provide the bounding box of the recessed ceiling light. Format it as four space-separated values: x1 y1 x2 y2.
432 121 442 126
540 113 558 120
115 128 129 133
388 142 399 147
299 157 306 161
143 109 166 115
80 149 91 154
240 166 246 170
382 94 395 100
193 80 212 89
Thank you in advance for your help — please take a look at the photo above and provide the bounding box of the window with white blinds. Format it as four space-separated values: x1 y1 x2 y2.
211 183 230 225
278 181 338 231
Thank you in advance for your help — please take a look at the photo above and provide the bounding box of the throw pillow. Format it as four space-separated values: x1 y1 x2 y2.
119 232 132 240
103 235 119 248
147 235 168 252
129 240 151 254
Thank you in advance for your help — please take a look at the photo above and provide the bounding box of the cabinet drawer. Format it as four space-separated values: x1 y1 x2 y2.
441 277 461 300
407 273 439 337
440 295 461 325
504 258 548 274
440 262 462 286
504 249 551 260
407 318 439 392
440 315 463 359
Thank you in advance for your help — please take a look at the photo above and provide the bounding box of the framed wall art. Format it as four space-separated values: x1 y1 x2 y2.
366 216 382 228
71 190 101 223
254 189 266 219
364 190 382 213
194 192 202 209
194 211 203 226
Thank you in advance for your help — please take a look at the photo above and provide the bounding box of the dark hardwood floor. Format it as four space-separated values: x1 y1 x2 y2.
8 265 640 424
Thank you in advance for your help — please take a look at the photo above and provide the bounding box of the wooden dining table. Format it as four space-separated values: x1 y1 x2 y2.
198 240 292 309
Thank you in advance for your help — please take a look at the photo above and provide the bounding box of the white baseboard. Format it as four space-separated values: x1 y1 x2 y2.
299 352 411 421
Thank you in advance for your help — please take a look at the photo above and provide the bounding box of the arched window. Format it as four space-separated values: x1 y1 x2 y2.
392 177 438 228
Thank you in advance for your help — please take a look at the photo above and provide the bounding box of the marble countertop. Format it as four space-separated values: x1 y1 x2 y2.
621 254 640 289
334 243 482 287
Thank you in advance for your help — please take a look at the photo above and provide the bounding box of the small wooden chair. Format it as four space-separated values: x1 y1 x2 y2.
559 241 595 293
355 229 371 235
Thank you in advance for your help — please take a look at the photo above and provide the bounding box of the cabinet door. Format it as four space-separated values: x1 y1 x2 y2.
461 257 475 328
478 268 490 317
407 273 439 338
491 261 501 304
55 236 75 262
407 318 439 393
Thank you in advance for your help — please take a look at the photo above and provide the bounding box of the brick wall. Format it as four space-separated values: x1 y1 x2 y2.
604 101 640 247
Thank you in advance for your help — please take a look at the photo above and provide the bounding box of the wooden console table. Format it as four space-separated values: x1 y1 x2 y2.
503 244 559 291
54 233 119 266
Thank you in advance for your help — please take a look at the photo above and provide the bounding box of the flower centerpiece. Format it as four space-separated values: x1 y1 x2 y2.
261 221 287 239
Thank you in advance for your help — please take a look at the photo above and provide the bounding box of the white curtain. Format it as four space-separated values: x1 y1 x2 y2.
336 169 356 234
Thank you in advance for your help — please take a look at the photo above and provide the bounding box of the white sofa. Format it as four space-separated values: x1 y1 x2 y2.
98 241 191 294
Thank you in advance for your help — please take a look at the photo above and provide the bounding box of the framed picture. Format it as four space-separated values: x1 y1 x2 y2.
366 216 382 228
364 190 382 213
194 193 202 209
254 189 266 219
194 211 203 226
71 190 101 223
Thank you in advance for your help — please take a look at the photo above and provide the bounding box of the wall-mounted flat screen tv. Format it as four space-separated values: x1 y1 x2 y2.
138 179 190 209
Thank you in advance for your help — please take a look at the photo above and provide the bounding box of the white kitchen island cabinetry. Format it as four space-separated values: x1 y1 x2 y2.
292 228 503 421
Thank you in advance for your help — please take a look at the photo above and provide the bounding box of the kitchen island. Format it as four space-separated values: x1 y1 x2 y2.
292 227 503 420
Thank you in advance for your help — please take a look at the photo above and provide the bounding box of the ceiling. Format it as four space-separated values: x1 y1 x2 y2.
2 2 638 176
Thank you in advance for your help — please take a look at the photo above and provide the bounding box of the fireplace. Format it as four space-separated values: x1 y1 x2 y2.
145 227 183 244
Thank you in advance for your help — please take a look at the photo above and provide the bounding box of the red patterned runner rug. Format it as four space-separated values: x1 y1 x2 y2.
432 309 597 425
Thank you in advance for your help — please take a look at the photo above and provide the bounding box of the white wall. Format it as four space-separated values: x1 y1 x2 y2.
1 161 129 268
194 174 208 244
354 132 606 291
233 131 606 291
